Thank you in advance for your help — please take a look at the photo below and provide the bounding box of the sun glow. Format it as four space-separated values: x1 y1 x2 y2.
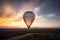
0 3 38 28
0 0 60 28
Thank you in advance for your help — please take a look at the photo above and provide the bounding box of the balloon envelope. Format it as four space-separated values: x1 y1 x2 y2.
23 11 35 28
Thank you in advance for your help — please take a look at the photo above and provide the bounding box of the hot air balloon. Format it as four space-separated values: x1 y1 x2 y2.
23 11 35 29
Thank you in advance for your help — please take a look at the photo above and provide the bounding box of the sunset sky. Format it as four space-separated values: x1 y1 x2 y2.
0 0 60 28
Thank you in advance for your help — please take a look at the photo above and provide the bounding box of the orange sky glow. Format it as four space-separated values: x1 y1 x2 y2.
0 0 60 28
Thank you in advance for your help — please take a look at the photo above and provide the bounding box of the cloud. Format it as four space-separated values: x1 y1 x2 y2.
0 6 4 17
33 7 40 16
36 15 46 21
0 0 47 20
0 0 47 28
46 13 56 17
0 4 16 18
33 7 40 13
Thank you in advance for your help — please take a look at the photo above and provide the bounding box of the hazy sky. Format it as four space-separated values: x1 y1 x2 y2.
0 0 60 28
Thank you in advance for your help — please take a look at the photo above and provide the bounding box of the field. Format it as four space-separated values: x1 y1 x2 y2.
0 28 60 40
